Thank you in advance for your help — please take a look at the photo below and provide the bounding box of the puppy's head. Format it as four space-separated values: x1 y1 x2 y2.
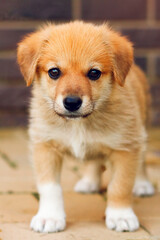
17 21 133 119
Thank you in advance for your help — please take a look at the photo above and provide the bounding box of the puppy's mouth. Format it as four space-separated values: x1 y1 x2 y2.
55 111 91 119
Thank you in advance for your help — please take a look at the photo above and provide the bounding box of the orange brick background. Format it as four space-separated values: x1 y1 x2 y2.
0 0 160 126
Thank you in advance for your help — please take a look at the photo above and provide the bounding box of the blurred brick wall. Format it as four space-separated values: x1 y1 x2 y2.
0 0 160 126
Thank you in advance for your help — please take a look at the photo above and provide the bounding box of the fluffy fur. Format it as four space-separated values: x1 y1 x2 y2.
17 21 154 233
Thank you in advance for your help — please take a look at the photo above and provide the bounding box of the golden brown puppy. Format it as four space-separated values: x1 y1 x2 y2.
17 21 154 233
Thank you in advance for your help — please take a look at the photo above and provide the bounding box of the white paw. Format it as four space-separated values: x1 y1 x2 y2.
30 214 66 233
105 207 139 232
74 177 100 193
32 183 66 233
133 179 155 196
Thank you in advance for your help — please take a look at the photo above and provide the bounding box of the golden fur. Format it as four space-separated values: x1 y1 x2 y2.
17 21 153 232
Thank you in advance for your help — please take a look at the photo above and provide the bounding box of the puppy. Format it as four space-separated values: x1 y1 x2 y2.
17 21 154 233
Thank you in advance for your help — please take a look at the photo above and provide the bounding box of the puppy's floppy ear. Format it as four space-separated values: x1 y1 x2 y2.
17 27 50 86
106 27 133 86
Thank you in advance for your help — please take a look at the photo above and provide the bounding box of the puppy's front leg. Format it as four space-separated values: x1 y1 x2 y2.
30 141 66 233
106 150 139 232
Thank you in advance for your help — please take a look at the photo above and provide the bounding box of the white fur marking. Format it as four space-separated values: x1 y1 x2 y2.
55 95 65 110
30 183 66 233
105 207 139 232
69 121 86 159
133 179 155 196
74 177 100 193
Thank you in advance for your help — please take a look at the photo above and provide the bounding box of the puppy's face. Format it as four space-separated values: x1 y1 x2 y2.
17 22 133 119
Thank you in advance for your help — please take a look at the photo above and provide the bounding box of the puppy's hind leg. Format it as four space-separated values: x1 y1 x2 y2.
30 141 66 233
133 146 154 196
74 160 102 193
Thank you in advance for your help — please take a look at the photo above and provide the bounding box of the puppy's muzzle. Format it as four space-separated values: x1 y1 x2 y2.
63 96 82 112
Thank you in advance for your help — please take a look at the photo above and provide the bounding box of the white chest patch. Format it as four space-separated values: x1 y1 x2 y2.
68 122 87 159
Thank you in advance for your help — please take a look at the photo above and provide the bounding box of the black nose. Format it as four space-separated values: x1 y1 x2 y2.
63 96 82 112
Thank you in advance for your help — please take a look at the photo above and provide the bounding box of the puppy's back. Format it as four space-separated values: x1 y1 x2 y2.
127 64 151 125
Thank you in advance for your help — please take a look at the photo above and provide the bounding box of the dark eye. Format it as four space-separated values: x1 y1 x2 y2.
48 68 61 80
87 69 101 81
